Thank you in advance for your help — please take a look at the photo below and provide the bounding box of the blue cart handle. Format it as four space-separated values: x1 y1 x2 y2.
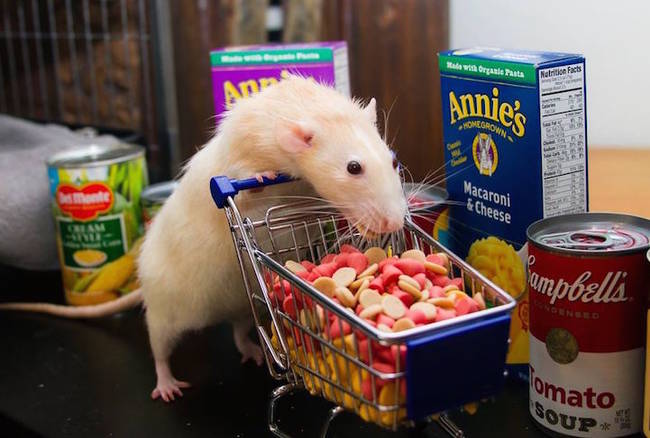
210 173 293 208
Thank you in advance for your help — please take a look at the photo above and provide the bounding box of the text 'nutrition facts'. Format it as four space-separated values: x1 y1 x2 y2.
539 63 587 217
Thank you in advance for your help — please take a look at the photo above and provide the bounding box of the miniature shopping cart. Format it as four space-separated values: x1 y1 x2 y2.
210 175 516 437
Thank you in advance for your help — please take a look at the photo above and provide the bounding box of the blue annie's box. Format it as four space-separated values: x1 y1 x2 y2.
438 48 588 378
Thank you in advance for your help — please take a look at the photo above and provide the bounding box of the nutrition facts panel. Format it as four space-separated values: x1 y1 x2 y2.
539 62 587 217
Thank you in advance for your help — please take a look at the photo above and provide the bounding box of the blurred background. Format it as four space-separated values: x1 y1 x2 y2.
0 0 648 188
0 0 449 183
452 0 650 149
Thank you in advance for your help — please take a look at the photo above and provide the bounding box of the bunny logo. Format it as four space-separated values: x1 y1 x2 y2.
472 133 498 176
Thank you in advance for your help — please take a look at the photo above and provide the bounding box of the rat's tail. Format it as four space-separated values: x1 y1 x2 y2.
0 289 143 319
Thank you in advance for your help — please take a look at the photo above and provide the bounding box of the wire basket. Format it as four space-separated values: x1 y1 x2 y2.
210 175 516 436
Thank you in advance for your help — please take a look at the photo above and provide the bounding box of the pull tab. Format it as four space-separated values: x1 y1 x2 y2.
539 230 617 250
567 231 615 249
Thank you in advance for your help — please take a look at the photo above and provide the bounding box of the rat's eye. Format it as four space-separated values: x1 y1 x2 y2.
347 160 363 175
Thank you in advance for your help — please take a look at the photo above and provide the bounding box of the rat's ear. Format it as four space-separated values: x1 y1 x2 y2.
363 98 377 125
277 121 314 154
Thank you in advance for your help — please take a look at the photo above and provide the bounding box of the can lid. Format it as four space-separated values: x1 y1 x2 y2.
403 183 448 212
527 213 650 255
47 143 145 168
142 180 179 204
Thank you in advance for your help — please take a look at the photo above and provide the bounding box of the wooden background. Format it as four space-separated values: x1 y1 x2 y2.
0 0 165 178
169 0 449 181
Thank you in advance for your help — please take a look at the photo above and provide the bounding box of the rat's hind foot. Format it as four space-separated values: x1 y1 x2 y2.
151 360 191 402
151 378 191 402
233 319 264 366
254 171 277 183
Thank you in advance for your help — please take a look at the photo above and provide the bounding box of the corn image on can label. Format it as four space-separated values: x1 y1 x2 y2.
47 143 148 306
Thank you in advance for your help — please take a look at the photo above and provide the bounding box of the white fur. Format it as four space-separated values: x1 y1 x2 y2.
2 76 408 401
138 76 407 390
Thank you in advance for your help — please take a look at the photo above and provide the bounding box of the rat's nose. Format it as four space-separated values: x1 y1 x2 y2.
380 215 404 233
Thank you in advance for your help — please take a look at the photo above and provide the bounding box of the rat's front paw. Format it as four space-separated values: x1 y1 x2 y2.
251 171 278 193
254 171 277 183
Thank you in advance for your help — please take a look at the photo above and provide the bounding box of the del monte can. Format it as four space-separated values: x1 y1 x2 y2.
47 143 148 306
527 213 650 437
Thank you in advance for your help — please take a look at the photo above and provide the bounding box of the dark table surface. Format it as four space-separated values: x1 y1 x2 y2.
0 268 548 438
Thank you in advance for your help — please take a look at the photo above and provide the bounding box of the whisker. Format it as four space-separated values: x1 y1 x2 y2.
408 200 465 210
251 194 330 203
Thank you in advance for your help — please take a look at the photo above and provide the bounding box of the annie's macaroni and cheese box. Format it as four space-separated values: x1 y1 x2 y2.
210 42 350 120
438 48 588 379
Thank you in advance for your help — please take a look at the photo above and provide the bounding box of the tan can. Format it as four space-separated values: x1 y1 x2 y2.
47 143 149 305
141 181 178 231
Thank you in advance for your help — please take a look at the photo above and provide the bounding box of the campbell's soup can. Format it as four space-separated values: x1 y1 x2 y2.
527 213 650 437
141 180 178 231
47 143 148 306
404 183 450 248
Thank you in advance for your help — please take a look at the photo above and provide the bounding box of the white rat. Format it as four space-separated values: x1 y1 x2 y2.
0 76 407 402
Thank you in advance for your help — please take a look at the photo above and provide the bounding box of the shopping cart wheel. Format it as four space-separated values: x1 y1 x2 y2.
267 384 343 438
405 414 465 438
319 406 344 438
435 413 466 438
267 384 345 438
268 383 297 438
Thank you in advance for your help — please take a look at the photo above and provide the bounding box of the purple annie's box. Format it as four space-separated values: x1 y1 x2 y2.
210 41 350 121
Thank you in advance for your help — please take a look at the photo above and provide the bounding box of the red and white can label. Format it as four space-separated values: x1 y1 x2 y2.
528 246 648 437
